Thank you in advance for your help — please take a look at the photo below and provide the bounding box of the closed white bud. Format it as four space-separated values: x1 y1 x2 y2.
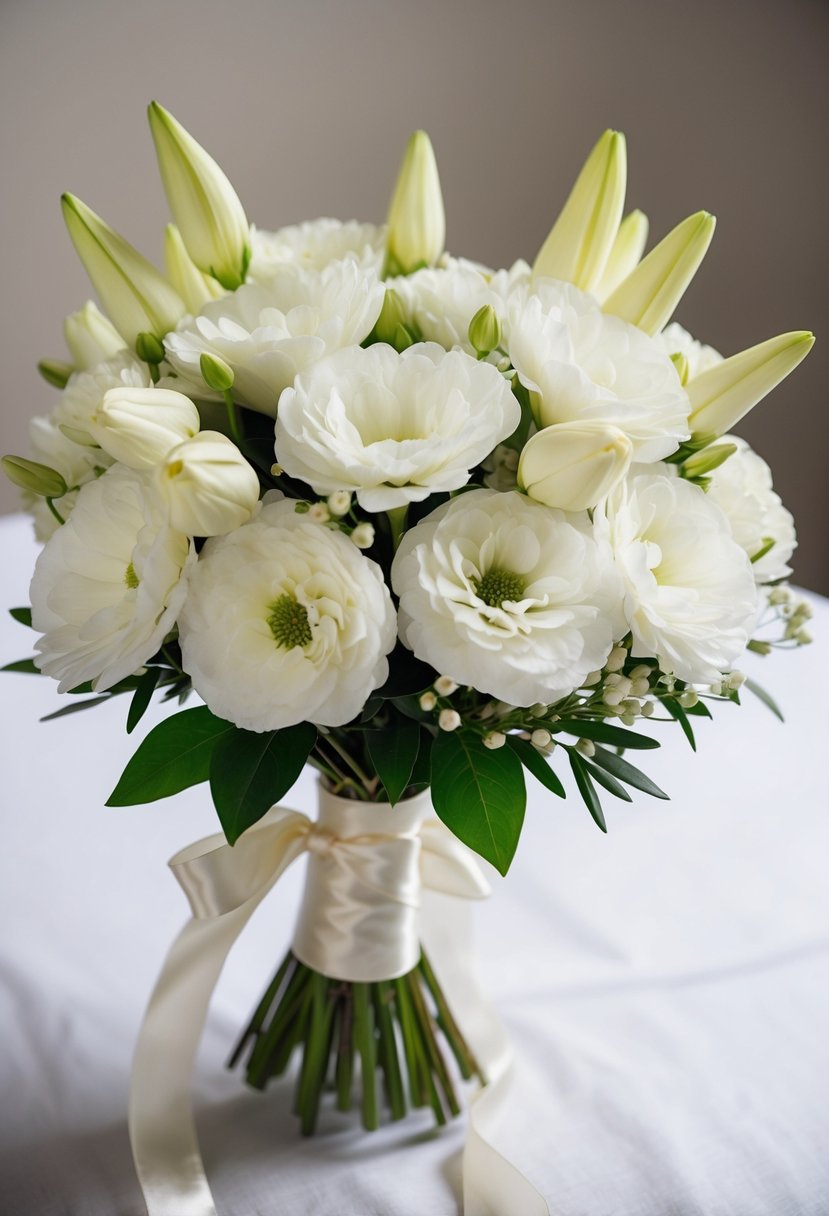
678 689 698 708
64 301 127 370
149 102 250 290
385 131 445 273
768 586 793 606
164 223 226 315
603 687 627 707
726 670 746 690
438 708 461 732
419 691 437 711
593 209 649 302
308 503 331 524
629 664 652 681
530 728 552 749
327 490 352 516
434 675 458 696
641 701 655 717
518 420 633 512
483 730 507 749
91 387 200 469
351 522 375 549
576 738 596 758
583 670 602 687
158 431 259 536
630 677 650 698
605 646 628 673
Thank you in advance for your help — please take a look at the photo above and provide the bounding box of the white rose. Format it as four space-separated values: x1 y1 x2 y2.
164 260 385 417
249 219 386 277
391 488 623 707
157 432 260 537
656 321 723 380
275 343 521 511
705 436 796 583
178 499 397 730
597 470 758 683
507 279 690 462
30 465 194 693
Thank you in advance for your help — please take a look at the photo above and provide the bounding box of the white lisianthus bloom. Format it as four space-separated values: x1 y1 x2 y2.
275 343 521 511
30 465 194 692
656 321 723 380
249 219 386 277
157 431 260 537
24 415 107 541
596 471 758 683
705 436 796 583
164 260 384 417
390 264 503 352
178 499 397 730
507 279 690 462
391 489 623 707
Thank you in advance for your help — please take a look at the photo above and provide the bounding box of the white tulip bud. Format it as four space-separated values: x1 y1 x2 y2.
164 223 226 315
419 691 437 712
438 708 461 732
533 129 627 294
593 209 649 302
483 731 507 750
385 131 445 273
518 420 633 511
148 102 250 290
91 387 200 469
158 431 259 536
61 193 186 347
64 301 127 370
351 522 375 549
434 675 458 697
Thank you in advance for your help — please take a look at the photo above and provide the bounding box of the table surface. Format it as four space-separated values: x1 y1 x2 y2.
1 511 828 1216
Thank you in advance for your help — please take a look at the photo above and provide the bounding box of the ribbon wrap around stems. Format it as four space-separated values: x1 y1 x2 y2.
129 786 550 1216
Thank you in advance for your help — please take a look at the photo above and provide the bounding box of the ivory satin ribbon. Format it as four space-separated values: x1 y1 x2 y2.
129 788 550 1215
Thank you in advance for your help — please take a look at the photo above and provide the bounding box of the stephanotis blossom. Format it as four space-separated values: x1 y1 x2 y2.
164 259 385 417
177 499 397 730
30 465 194 693
597 470 759 683
249 219 386 276
275 343 521 510
706 437 796 583
392 489 623 706
507 279 690 462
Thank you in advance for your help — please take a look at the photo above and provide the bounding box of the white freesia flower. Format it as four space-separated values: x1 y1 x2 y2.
64 301 127 370
390 264 502 352
178 499 397 730
392 489 623 706
157 432 260 536
705 437 796 583
508 279 690 462
164 260 384 416
24 415 107 541
249 219 386 276
30 465 194 692
657 321 723 380
597 471 758 683
275 343 521 511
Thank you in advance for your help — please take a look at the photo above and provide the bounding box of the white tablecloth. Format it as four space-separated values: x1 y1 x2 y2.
1 511 827 1216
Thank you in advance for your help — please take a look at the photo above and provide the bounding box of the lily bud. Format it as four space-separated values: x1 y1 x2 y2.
64 301 127 370
37 359 74 390
670 352 690 386
688 330 815 442
374 288 407 346
468 304 502 356
199 351 235 393
164 223 226 315
90 387 201 469
148 102 250 290
518 421 633 511
61 193 186 348
385 130 445 274
2 455 67 498
603 210 716 336
157 431 259 536
135 332 166 367
681 442 737 479
593 209 649 302
533 130 627 294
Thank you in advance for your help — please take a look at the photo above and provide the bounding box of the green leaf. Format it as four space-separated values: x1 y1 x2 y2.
407 728 433 791
41 695 113 721
209 721 317 844
1 657 39 674
126 666 162 734
683 700 713 718
506 734 565 798
664 699 697 751
366 717 421 805
744 678 784 722
567 750 607 832
582 759 632 802
9 607 32 627
375 644 435 698
430 730 526 875
106 706 235 806
589 746 669 800
554 719 660 750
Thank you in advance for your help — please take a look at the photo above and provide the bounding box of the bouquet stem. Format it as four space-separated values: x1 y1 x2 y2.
230 949 483 1134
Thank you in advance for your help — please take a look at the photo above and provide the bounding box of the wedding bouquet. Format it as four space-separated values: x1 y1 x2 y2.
3 105 815 1206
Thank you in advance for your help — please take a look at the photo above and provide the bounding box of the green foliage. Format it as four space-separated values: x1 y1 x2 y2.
664 699 697 750
126 667 162 734
365 716 422 805
506 734 565 798
567 750 607 832
589 746 669 800
1 657 39 674
9 607 32 627
107 706 236 805
744 678 784 722
209 721 317 844
555 719 660 750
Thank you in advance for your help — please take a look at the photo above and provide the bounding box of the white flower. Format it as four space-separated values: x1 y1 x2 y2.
597 470 758 683
507 279 690 462
30 465 194 692
178 499 397 730
24 414 107 541
90 387 201 469
392 488 623 707
385 130 445 273
656 321 723 380
157 432 260 536
164 260 384 417
390 264 502 352
55 351 152 440
275 343 520 511
517 420 633 511
64 301 127 371
249 219 385 277
705 436 796 582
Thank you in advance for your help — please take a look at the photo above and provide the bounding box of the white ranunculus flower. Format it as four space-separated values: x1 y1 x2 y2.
392 488 623 707
24 414 108 541
656 321 723 380
390 264 503 352
164 260 384 417
705 436 796 583
507 279 690 462
30 465 194 692
178 499 397 730
597 471 758 683
249 219 386 276
275 343 521 511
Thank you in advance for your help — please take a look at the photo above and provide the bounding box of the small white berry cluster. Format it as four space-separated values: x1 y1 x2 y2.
294 494 375 550
420 676 461 732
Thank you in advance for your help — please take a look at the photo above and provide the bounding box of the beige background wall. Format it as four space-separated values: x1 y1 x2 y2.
1 0 827 591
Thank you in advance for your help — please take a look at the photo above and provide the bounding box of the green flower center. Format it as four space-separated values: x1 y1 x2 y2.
267 594 312 649
124 562 140 590
473 567 525 608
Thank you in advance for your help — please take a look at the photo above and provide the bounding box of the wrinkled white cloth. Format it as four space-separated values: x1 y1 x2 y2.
1 511 828 1216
